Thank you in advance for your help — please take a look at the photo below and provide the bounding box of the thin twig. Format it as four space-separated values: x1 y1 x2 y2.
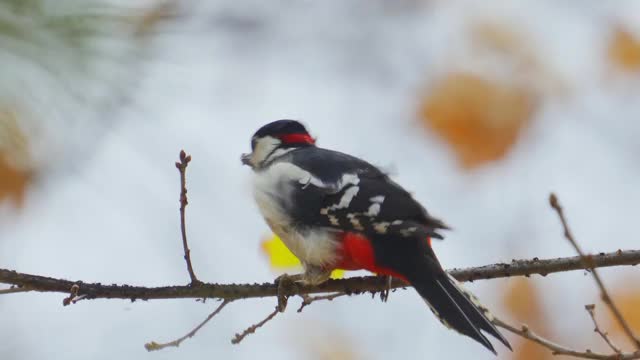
175 150 201 286
550 193 640 350
586 304 622 354
145 299 232 351
1 250 639 301
297 293 347 313
494 317 640 360
62 284 85 306
231 306 280 344
0 286 30 294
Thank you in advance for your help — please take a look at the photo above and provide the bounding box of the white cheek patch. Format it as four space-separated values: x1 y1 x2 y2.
250 136 281 167
267 147 296 163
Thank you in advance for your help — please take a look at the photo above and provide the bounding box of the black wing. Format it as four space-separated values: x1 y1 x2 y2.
283 147 449 239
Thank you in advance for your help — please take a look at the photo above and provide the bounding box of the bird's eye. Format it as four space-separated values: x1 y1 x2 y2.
251 137 257 151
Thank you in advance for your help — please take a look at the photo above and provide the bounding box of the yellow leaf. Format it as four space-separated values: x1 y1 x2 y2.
261 234 302 268
609 27 640 71
330 269 345 280
260 234 345 279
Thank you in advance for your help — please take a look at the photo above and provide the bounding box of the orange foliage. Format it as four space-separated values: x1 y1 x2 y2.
419 72 535 168
503 278 553 360
0 153 30 206
0 109 31 207
607 282 640 349
609 28 640 71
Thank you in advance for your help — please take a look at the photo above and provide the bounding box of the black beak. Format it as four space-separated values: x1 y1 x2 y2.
241 153 252 167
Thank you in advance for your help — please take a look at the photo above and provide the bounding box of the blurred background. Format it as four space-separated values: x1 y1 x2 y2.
1 0 640 359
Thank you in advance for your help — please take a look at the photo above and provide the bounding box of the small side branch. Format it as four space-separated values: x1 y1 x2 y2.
175 150 201 286
494 317 640 360
231 306 280 344
0 286 30 295
550 194 640 350
297 293 347 313
145 299 232 351
585 304 622 354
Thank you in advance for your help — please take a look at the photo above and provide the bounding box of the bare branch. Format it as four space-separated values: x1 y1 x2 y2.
494 317 640 360
231 306 280 344
0 286 30 294
550 194 640 350
586 304 622 354
1 250 639 302
145 299 231 351
175 150 201 286
297 293 347 313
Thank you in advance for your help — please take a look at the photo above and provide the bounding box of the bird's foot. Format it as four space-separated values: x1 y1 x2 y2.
379 274 392 302
274 273 301 312
274 267 332 312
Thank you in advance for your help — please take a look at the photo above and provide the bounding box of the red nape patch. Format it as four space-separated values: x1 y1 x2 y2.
279 133 315 145
334 232 406 281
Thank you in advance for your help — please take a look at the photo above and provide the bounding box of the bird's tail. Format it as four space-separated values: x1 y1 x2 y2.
406 265 511 354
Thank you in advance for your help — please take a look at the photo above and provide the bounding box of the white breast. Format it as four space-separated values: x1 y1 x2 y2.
252 161 339 267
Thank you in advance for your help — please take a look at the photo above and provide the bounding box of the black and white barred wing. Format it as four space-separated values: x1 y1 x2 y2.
286 148 449 239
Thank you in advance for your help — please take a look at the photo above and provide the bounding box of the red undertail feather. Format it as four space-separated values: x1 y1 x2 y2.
335 232 406 280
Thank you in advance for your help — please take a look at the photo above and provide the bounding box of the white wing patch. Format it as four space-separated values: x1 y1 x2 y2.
320 174 361 215
373 221 390 234
332 186 360 210
347 213 365 231
367 203 381 216
400 226 418 237
369 195 385 203
366 195 385 216
338 173 360 188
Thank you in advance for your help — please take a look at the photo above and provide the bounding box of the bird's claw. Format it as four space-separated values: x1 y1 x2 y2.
275 273 303 312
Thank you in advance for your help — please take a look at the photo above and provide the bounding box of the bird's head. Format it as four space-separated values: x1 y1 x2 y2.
241 119 316 170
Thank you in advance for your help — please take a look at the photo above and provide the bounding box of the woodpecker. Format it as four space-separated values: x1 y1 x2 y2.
241 119 511 354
